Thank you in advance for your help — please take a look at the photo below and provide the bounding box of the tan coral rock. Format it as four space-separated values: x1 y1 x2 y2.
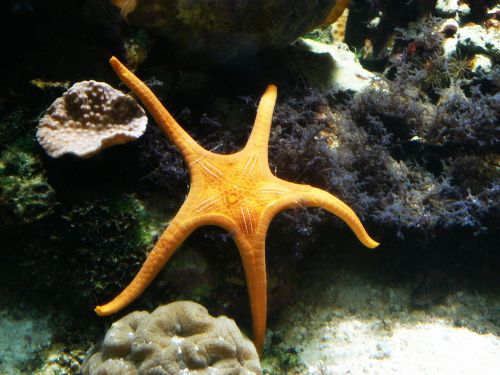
82 301 262 375
37 80 147 158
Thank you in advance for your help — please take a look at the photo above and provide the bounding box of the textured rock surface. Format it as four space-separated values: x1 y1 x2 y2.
0 148 56 225
456 23 500 59
117 0 339 63
37 80 147 158
435 0 460 16
284 38 375 92
82 301 262 375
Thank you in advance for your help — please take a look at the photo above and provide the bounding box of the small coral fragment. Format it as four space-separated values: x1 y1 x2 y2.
30 79 70 90
321 0 350 29
82 301 262 375
330 6 349 42
37 80 147 158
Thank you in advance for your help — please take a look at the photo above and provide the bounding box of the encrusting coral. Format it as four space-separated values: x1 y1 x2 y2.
94 57 379 354
83 301 262 375
37 80 147 158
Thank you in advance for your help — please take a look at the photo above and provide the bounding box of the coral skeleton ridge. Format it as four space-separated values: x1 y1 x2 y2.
95 56 379 353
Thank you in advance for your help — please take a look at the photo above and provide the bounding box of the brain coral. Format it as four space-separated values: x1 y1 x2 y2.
37 80 147 158
82 301 262 375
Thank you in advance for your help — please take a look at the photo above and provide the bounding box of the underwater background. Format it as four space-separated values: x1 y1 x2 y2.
0 0 498 374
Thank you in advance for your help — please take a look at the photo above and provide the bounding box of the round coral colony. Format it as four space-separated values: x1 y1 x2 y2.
36 80 147 158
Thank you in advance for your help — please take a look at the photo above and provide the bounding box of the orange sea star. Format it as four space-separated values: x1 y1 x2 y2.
95 56 379 353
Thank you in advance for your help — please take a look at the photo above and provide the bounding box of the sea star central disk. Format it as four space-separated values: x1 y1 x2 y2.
95 56 379 353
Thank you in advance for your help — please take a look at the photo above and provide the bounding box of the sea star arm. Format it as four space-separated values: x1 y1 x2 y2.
233 232 267 355
109 56 207 162
243 84 277 166
261 182 379 249
95 205 200 316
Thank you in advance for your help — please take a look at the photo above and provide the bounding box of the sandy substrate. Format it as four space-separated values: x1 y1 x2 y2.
0 303 52 374
301 319 499 375
265 252 500 375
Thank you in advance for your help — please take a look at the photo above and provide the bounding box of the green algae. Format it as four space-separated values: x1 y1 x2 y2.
0 147 56 225
0 109 57 225
262 333 306 374
55 192 160 302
